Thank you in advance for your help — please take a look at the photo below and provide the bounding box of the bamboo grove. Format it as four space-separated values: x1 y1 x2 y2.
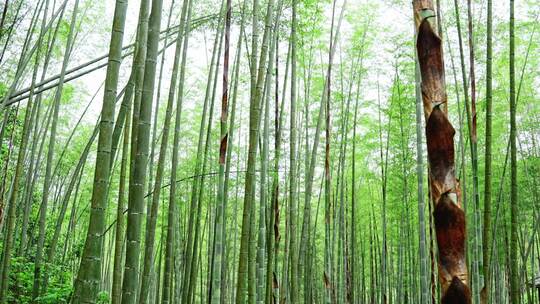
0 0 538 303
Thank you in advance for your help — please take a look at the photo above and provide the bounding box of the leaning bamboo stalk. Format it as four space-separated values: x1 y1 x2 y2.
0 0 67 116
413 0 471 303
5 15 219 107
33 0 79 299
73 0 128 301
0 0 55 298
0 0 23 64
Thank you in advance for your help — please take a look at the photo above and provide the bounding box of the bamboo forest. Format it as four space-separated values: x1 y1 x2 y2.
0 0 539 302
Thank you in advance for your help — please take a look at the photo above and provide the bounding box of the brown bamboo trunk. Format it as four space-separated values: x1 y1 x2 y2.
413 1 471 303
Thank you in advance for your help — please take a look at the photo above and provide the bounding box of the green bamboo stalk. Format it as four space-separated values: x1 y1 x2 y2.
324 2 347 302
189 18 225 301
288 0 299 301
73 0 127 302
255 31 271 304
0 0 67 118
19 100 53 255
0 0 53 299
300 42 314 304
18 5 69 255
221 1 248 300
452 1 482 297
0 0 43 123
127 0 150 191
0 0 45 225
148 0 175 201
6 15 218 107
162 0 192 302
481 0 493 303
235 0 260 297
46 120 97 264
0 0 21 63
235 0 276 300
0 60 26 304
376 74 391 304
138 0 188 299
61 148 86 262
414 39 429 304
351 72 360 304
266 35 289 304
141 2 175 282
229 113 244 303
110 3 152 303
466 3 482 301
336 52 357 304
280 169 290 304
121 0 163 301
509 0 519 302
182 6 224 301
33 0 79 299
324 0 335 297
112 101 131 304
256 4 282 301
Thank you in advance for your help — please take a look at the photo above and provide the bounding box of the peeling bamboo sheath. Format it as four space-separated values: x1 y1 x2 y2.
413 0 471 303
